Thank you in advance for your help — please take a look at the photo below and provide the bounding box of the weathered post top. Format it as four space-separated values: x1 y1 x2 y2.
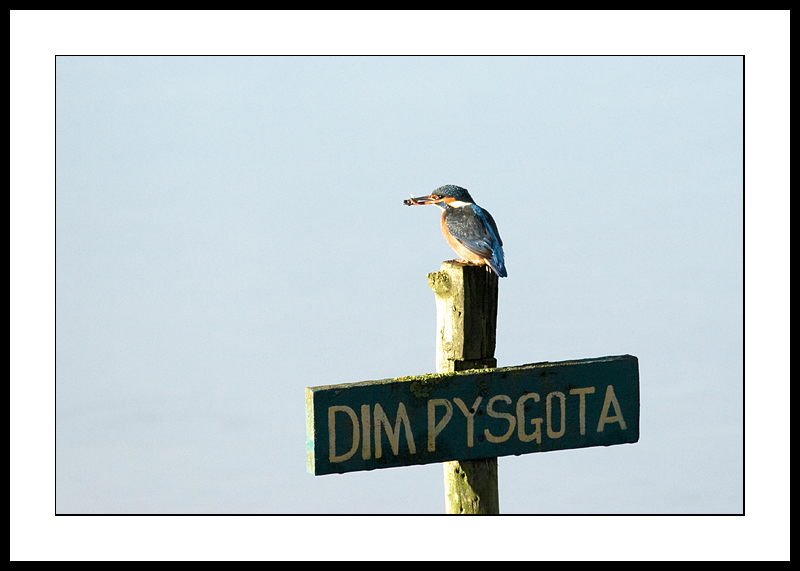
428 261 499 373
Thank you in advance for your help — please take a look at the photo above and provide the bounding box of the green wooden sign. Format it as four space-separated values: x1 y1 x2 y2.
306 354 639 475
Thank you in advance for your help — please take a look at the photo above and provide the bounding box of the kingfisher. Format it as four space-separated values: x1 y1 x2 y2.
404 184 507 278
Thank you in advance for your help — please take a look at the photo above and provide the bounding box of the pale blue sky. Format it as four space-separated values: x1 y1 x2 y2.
55 53 743 513
12 11 789 561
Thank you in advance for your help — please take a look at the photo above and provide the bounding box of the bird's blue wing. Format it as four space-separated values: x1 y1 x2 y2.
445 204 507 277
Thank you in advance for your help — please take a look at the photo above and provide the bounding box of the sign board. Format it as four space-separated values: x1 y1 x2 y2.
306 354 639 475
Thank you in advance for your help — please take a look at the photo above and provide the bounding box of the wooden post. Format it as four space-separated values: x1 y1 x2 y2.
428 261 500 514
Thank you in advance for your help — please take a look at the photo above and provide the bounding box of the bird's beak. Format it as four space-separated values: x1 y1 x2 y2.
403 194 445 206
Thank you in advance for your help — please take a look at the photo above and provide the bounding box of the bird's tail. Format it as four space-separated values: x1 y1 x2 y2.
488 251 507 278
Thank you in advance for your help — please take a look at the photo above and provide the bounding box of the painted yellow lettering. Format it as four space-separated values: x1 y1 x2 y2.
569 387 596 435
597 385 627 432
360 404 371 460
427 399 453 452
328 405 360 463
516 392 542 443
374 402 417 457
453 396 482 447
546 391 566 439
484 394 516 444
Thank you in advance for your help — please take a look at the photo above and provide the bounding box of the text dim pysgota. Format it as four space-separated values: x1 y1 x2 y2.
306 355 639 475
